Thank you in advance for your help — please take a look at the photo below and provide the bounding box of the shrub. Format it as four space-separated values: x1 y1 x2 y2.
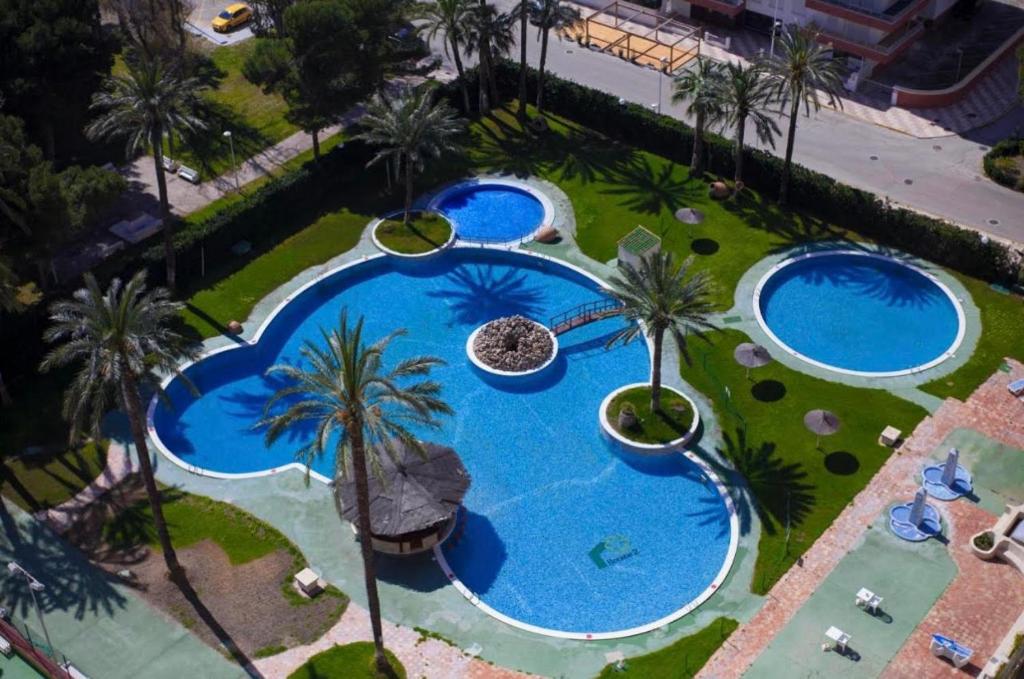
983 137 1024 191
475 61 1022 284
974 530 995 551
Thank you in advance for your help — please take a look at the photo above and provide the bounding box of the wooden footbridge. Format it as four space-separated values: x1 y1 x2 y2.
549 299 623 336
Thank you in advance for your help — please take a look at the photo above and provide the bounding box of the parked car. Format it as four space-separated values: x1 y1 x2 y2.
161 156 179 173
211 3 252 32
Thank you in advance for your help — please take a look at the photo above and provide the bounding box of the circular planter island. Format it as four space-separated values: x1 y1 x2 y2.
466 316 559 383
600 383 700 453
371 210 455 259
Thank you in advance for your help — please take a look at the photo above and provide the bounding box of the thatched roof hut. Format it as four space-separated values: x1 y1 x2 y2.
338 439 470 555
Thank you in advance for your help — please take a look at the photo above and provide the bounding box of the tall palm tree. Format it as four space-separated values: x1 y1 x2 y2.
516 0 529 121
672 57 725 179
418 0 474 112
465 2 516 114
40 271 199 578
0 255 20 406
86 57 207 290
355 90 463 224
766 26 844 205
606 252 716 411
260 311 451 676
715 62 779 186
529 0 580 114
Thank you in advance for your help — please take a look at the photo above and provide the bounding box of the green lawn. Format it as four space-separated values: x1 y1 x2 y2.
596 618 739 678
681 329 927 593
922 273 1024 400
607 386 693 444
287 642 406 679
374 213 452 254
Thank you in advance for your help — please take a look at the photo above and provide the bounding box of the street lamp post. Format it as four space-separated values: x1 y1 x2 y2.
7 562 54 660
769 18 783 58
222 130 239 192
657 56 669 114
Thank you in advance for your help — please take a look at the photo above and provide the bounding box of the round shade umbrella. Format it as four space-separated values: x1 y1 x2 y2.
337 439 470 539
804 409 840 449
674 208 705 225
734 342 772 379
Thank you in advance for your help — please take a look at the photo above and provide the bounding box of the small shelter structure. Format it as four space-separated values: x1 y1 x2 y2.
338 439 470 556
617 226 661 270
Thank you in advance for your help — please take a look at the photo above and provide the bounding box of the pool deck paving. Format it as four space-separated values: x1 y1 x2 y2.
698 359 1024 679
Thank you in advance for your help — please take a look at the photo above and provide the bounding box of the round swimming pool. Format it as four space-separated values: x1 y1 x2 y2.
432 181 547 243
755 252 964 376
150 249 735 638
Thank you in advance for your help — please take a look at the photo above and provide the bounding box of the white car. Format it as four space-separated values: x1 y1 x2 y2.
177 166 200 184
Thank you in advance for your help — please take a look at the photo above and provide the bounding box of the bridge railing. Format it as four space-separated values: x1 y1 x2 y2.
549 299 622 332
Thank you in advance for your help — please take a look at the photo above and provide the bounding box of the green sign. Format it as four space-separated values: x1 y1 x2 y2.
588 534 638 569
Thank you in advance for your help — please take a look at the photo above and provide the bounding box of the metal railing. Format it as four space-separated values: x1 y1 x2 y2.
549 299 623 335
0 616 77 678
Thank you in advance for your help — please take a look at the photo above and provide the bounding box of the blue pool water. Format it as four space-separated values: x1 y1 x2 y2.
152 250 733 635
758 253 962 374
436 184 545 242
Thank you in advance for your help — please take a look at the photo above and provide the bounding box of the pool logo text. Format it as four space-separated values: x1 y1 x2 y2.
589 534 639 569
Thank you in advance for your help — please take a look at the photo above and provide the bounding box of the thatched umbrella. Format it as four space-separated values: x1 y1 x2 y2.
734 342 772 380
338 439 470 553
804 409 840 449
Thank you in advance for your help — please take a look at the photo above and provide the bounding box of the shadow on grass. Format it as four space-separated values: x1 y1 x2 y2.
751 379 786 402
173 573 264 678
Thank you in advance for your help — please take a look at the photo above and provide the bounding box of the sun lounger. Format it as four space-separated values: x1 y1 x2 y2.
930 634 972 668
1009 378 1024 397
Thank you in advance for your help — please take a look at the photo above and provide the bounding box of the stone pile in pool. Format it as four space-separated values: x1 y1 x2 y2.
473 316 553 372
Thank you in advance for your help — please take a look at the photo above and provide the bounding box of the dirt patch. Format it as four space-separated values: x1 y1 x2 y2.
67 479 347 659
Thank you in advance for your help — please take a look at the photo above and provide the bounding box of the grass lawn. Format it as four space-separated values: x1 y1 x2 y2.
287 642 406 679
596 618 739 678
922 273 1024 400
681 329 927 593
374 212 452 254
607 386 693 444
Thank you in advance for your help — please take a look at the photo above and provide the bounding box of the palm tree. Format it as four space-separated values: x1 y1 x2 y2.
40 271 199 578
606 252 716 411
86 56 207 290
260 311 451 676
672 57 724 178
529 0 580 114
0 255 20 406
465 2 516 114
355 90 463 224
715 62 779 186
516 0 529 122
766 26 844 205
418 0 474 112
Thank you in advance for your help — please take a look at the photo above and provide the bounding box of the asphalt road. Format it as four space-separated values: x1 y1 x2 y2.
427 7 1024 242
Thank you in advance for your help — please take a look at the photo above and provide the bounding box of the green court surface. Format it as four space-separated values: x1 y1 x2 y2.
746 512 955 678
0 652 47 679
930 428 1024 516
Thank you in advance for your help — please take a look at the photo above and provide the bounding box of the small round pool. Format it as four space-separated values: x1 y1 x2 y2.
433 181 547 243
755 252 964 376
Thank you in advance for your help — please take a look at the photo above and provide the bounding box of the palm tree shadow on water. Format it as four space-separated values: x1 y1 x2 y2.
427 264 546 325
700 428 815 538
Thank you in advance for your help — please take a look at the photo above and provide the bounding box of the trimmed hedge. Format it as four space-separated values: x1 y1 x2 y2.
983 137 1024 192
482 60 1022 284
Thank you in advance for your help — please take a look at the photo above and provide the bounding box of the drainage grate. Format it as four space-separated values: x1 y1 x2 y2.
870 155 879 160
904 179 914 185
989 219 1000 225
722 315 743 324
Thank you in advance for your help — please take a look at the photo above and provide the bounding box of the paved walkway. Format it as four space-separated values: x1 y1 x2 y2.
254 601 535 678
697 359 1024 678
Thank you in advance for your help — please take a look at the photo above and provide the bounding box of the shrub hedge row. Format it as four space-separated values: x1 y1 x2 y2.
983 137 1024 192
483 60 1022 283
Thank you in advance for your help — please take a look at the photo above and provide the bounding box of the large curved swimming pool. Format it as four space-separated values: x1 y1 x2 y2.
756 252 964 375
151 249 735 637
433 182 546 243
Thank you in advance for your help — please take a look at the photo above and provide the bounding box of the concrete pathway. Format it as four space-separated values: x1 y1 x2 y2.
0 502 245 679
445 0 1024 242
696 359 1024 678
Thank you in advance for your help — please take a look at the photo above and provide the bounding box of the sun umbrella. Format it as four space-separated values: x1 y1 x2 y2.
734 342 772 379
674 207 705 225
804 409 840 449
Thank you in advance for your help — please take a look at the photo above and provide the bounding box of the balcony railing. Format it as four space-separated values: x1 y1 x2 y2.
816 19 924 62
805 0 928 30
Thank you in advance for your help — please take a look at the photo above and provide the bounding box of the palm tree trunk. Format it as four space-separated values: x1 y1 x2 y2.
537 27 550 112
691 110 705 178
150 127 176 291
780 96 800 206
479 42 492 114
312 128 321 161
348 423 390 675
517 0 529 121
734 115 746 185
120 371 183 579
449 36 472 113
404 154 414 225
650 326 664 412
0 369 10 406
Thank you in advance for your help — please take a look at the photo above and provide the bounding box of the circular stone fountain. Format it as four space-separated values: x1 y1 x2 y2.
466 315 558 377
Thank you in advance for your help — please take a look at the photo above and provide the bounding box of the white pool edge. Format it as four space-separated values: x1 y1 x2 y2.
428 177 556 247
751 250 968 378
369 210 457 259
598 383 701 453
465 322 559 378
